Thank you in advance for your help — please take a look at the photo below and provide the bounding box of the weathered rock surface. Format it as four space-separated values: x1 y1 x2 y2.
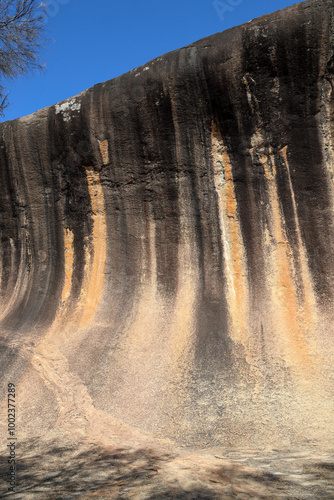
0 2 334 492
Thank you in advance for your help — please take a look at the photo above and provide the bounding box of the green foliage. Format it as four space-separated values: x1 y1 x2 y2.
0 0 47 116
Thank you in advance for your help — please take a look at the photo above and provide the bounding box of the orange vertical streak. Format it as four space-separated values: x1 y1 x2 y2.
79 167 107 327
260 147 312 369
211 124 248 345
98 139 109 165
281 146 316 345
62 228 74 303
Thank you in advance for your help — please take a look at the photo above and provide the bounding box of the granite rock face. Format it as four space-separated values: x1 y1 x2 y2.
0 0 334 448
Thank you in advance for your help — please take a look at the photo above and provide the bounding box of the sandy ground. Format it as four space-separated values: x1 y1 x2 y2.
1 425 333 499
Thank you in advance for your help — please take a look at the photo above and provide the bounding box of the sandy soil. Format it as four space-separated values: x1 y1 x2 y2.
1 426 333 499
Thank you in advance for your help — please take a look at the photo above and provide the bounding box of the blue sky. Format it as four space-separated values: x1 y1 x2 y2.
3 0 299 121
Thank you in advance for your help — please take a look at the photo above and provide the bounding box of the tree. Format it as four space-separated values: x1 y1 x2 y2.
0 0 47 116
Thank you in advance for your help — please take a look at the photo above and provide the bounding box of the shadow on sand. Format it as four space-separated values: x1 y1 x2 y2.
1 437 334 498
0 437 219 499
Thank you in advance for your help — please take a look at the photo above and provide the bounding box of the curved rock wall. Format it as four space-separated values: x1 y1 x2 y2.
0 0 334 447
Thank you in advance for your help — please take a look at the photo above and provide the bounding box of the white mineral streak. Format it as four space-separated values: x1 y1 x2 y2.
55 99 81 122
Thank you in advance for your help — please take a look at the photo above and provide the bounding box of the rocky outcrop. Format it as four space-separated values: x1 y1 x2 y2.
0 0 334 449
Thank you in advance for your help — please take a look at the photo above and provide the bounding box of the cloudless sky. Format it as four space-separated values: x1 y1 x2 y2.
3 0 300 122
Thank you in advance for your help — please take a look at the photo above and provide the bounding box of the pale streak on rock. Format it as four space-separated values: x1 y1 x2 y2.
98 139 109 166
163 179 199 442
0 236 29 323
253 140 313 371
212 123 249 346
127 216 158 336
242 74 256 115
120 214 160 365
167 201 198 375
61 228 74 303
281 146 317 319
79 167 107 327
113 215 171 430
